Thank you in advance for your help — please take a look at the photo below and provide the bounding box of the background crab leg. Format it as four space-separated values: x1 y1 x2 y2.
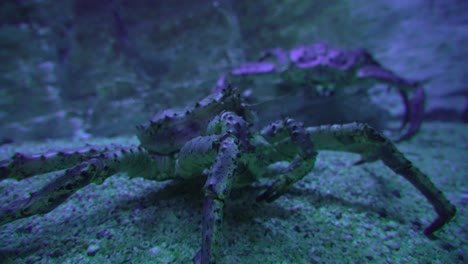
398 86 425 141
356 65 426 141
305 123 456 235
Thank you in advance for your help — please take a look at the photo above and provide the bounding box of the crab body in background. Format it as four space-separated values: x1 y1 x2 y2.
217 42 426 142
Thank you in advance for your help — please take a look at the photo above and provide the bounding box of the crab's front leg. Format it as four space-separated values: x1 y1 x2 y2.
172 112 246 264
189 135 239 264
306 123 456 235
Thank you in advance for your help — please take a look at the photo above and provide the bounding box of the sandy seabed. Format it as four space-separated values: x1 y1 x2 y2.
0 122 466 264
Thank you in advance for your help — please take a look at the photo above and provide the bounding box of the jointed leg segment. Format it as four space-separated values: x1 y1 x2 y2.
0 145 174 225
306 122 456 235
257 118 318 202
196 136 240 264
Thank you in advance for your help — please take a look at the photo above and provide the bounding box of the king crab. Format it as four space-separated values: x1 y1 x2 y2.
216 42 426 142
0 86 456 263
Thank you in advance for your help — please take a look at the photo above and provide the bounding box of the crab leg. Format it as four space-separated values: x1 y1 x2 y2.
175 134 240 264
197 136 239 264
0 158 113 225
305 123 456 235
357 65 426 141
398 86 425 142
163 111 244 264
188 111 334 262
255 118 318 202
0 145 113 180
0 145 175 225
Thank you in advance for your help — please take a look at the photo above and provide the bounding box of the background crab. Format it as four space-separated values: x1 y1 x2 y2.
216 42 426 142
0 86 456 263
